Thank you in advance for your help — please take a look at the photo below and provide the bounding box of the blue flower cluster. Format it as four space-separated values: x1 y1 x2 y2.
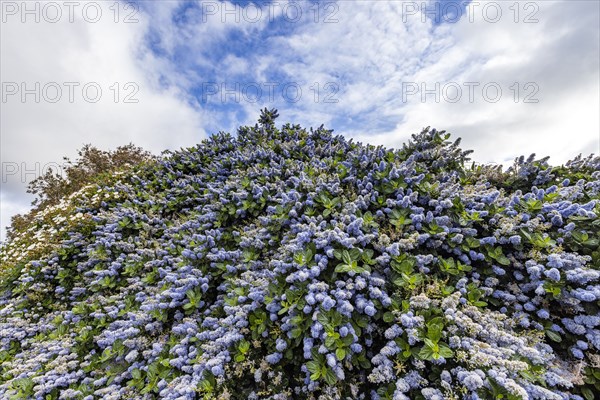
0 109 599 399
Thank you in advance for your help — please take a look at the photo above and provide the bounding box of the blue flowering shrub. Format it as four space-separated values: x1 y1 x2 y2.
1 109 599 399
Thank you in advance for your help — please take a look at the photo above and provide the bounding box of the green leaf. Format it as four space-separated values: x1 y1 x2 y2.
325 335 336 348
582 387 595 400
423 338 437 349
418 345 435 360
342 250 352 265
239 341 250 353
546 330 562 343
496 255 510 266
359 357 371 369
324 368 338 385
428 326 442 343
354 315 368 328
383 312 395 323
438 344 454 358
341 334 354 346
336 348 346 361
291 328 303 339
349 248 361 260
131 368 142 380
317 312 331 329
334 264 352 273
306 361 320 374
331 312 342 327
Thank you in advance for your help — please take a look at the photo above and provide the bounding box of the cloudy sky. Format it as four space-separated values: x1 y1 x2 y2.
1 0 599 240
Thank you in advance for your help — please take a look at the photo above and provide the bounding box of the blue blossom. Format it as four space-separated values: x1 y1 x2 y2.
364 305 376 317
275 338 287 352
575 340 588 350
265 352 283 364
537 309 550 319
545 268 561 282
462 374 484 391
339 326 349 337
570 348 584 359
508 235 521 245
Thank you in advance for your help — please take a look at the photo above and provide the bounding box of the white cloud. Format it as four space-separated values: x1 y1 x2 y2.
257 0 599 165
384 0 600 164
0 0 209 240
1 0 598 240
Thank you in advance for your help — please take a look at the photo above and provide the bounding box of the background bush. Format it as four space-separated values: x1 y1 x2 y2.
7 144 154 241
